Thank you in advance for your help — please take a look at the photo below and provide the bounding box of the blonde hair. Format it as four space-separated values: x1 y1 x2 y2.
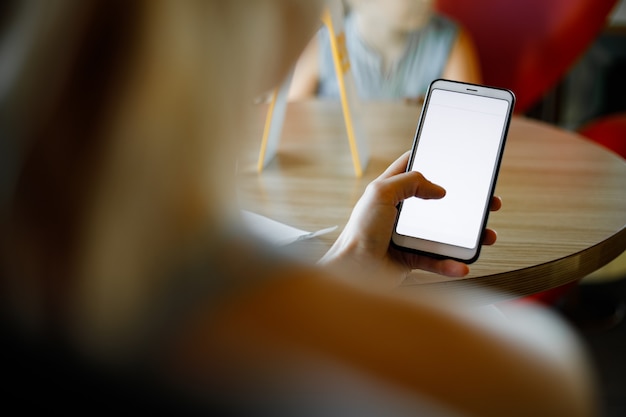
1 0 323 349
1 0 143 332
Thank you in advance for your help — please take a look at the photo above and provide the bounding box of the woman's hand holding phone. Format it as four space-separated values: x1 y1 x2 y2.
319 151 501 286
392 80 514 263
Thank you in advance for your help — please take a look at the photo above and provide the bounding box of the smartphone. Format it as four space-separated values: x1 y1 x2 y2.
391 79 515 263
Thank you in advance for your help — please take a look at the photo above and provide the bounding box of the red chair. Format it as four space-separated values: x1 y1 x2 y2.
579 112 626 159
435 0 618 114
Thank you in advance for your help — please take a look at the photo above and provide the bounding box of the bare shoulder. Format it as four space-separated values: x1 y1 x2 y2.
168 259 597 417
443 25 482 84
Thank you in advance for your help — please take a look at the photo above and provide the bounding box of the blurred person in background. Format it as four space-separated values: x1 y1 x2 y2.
289 0 482 102
0 0 597 415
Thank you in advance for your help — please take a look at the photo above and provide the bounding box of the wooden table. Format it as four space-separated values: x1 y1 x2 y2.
237 100 626 304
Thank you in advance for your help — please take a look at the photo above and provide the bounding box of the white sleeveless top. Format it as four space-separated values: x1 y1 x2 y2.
318 13 458 100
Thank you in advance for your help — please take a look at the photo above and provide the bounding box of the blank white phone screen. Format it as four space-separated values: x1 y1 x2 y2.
396 89 509 249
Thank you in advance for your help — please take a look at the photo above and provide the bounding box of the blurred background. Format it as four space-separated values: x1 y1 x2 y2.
530 0 626 130
434 0 626 130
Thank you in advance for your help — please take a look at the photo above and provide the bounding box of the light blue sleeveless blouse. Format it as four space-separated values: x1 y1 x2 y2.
318 13 458 100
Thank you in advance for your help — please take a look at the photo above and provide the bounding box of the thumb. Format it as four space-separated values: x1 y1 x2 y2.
405 170 446 199
377 170 446 206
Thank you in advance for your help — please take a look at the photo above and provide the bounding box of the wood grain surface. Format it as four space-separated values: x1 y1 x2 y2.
237 100 626 303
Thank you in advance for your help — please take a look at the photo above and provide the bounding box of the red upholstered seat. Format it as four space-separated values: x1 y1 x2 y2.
579 112 626 159
435 0 618 113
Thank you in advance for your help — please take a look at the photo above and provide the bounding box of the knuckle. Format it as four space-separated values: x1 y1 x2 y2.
407 170 426 183
365 179 391 199
365 179 383 194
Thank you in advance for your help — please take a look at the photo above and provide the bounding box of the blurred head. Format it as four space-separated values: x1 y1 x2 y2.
0 0 324 341
349 0 434 31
